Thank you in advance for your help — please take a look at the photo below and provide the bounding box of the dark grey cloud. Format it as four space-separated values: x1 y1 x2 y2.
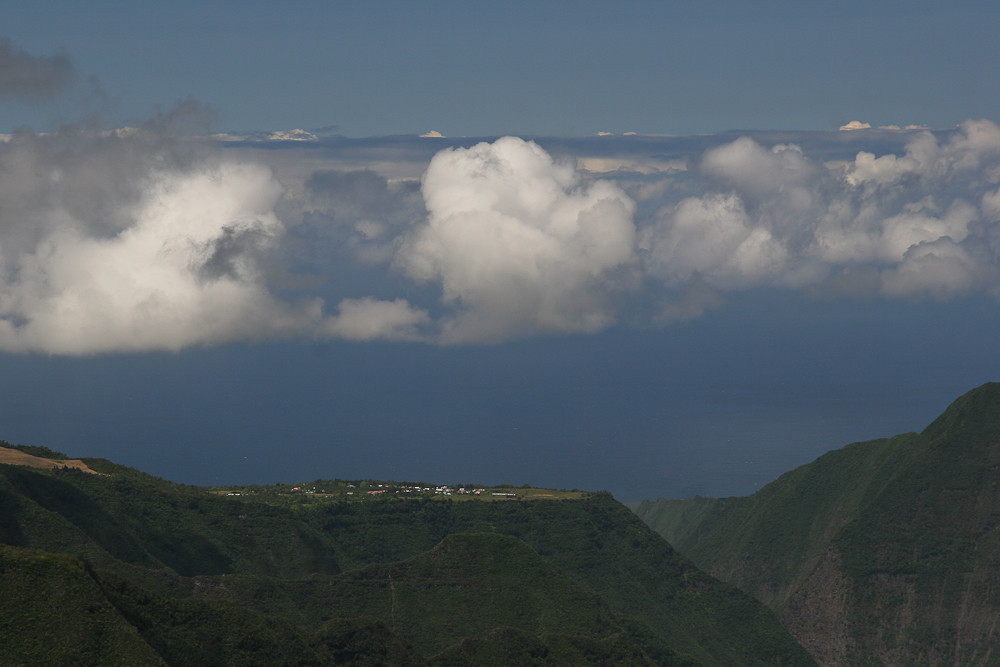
297 168 423 270
197 224 272 282
306 169 402 221
0 38 75 102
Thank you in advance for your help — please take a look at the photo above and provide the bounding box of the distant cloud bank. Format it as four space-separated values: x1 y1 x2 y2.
2 38 999 353
641 120 1000 307
1 116 1000 353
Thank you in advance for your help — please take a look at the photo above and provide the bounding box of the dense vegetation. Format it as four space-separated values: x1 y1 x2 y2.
0 442 811 665
634 382 1000 665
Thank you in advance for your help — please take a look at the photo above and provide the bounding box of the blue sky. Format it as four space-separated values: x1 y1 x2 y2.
0 3 998 501
4 1 998 137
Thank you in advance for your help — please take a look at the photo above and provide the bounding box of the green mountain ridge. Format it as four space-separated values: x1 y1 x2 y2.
0 443 811 665
634 382 1000 665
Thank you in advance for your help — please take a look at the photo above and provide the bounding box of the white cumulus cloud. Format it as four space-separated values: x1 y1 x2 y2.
640 194 788 288
637 120 1000 302
0 156 322 354
395 137 637 343
880 238 985 299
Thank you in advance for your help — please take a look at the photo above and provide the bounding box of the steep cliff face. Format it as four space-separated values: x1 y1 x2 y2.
636 383 1000 665
780 551 852 665
825 383 1000 664
784 550 1000 666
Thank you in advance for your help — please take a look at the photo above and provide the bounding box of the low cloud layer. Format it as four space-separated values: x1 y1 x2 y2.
640 120 1000 308
2 40 1000 355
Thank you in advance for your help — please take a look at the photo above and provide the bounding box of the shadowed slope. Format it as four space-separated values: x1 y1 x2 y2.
636 383 1000 665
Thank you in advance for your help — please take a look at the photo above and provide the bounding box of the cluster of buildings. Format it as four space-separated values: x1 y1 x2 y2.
342 483 509 497
222 481 525 499
364 484 491 496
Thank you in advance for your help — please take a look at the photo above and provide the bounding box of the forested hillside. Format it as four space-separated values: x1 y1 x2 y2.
0 443 811 665
634 382 1000 665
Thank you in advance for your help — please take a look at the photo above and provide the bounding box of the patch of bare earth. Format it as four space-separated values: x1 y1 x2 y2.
0 446 100 474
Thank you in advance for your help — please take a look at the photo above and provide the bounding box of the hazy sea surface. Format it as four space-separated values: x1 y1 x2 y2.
0 291 995 502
